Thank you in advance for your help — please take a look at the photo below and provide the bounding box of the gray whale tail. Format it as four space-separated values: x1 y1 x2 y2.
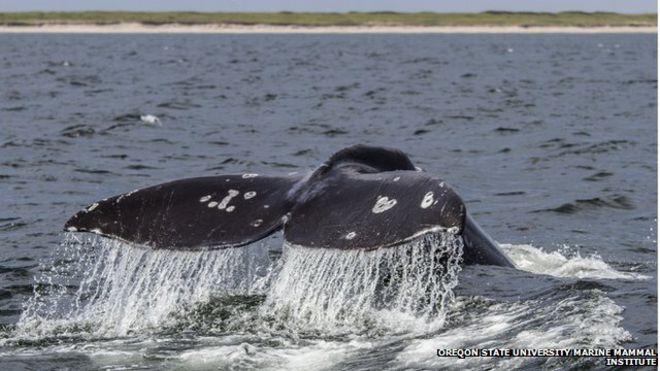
65 145 514 268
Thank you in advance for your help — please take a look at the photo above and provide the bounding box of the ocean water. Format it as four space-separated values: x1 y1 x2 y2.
0 33 656 370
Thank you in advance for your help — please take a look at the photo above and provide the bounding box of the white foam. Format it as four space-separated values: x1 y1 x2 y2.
396 294 632 369
272 339 372 371
139 114 161 125
176 338 370 371
178 344 263 368
501 243 649 280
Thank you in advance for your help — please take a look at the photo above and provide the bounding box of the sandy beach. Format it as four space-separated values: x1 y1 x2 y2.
0 23 656 33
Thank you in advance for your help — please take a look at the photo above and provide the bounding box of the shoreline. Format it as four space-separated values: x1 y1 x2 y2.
0 23 656 34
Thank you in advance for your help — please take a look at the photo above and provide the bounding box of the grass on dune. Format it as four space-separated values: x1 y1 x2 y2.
0 11 656 27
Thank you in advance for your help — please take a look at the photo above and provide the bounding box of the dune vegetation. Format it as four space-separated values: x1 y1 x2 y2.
0 11 656 28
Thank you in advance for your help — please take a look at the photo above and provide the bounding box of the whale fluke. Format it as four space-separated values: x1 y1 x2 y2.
64 145 515 267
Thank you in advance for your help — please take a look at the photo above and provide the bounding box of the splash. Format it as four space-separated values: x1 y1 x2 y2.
501 243 649 280
262 232 464 334
16 233 274 338
15 231 463 339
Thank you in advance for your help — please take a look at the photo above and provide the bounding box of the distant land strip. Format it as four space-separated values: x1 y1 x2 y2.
0 11 656 28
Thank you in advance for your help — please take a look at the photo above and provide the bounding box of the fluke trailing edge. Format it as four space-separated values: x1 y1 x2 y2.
65 145 514 267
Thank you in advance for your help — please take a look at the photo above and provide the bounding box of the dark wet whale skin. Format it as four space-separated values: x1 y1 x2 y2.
66 145 514 267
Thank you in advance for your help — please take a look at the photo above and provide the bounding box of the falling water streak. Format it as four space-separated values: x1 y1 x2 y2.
16 233 273 338
15 231 463 339
262 232 464 334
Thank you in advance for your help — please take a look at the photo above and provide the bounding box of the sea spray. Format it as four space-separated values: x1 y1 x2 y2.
262 232 464 334
17 233 274 338
16 231 464 339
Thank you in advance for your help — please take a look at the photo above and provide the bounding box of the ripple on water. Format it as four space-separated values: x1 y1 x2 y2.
534 194 635 214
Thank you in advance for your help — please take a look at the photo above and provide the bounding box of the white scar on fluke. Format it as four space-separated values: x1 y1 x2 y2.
218 189 240 211
345 231 357 240
244 191 257 200
242 173 259 179
421 191 434 209
372 196 397 214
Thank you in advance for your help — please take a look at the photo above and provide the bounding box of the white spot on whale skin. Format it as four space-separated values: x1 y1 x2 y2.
91 228 102 234
226 206 235 212
66 226 78 232
264 205 270 209
421 192 434 209
199 195 212 203
242 173 259 179
372 196 397 214
218 189 240 210
207 201 218 208
393 176 400 182
244 191 257 200
87 203 99 212
251 219 263 227
345 231 357 240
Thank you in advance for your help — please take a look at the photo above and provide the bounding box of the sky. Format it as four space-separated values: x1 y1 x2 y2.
1 0 657 13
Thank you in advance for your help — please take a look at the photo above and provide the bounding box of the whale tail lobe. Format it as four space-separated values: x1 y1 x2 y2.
65 175 300 250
